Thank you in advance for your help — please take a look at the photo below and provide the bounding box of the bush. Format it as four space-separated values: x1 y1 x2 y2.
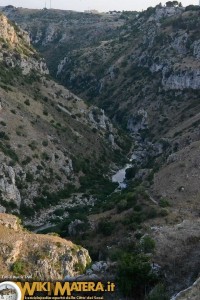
20 204 35 217
22 156 32 165
41 152 50 161
74 262 85 273
117 253 157 298
42 140 48 147
125 192 137 207
140 235 156 253
0 121 6 126
43 109 48 116
125 166 138 180
160 208 169 217
28 141 38 151
0 131 9 140
97 220 115 236
0 142 18 162
24 99 30 106
11 260 25 275
185 5 200 11
117 199 128 212
0 198 17 212
26 171 34 183
159 198 170 208
147 283 169 300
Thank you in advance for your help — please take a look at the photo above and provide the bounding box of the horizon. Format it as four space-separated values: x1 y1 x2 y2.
0 0 198 12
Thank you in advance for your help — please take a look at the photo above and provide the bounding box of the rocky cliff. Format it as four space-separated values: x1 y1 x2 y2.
0 12 48 75
0 213 91 279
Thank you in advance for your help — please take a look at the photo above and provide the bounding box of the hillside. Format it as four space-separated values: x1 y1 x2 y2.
1 6 127 76
0 12 129 227
1 3 200 300
8 4 200 222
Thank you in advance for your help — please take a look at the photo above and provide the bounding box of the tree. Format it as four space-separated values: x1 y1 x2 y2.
173 1 179 6
166 1 173 7
166 1 179 7
117 253 158 297
125 166 138 180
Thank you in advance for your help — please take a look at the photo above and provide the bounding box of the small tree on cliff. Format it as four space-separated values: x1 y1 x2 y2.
166 1 179 7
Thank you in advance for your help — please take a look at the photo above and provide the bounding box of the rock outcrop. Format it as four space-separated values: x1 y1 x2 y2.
0 163 21 208
0 213 91 279
171 277 200 300
0 13 48 75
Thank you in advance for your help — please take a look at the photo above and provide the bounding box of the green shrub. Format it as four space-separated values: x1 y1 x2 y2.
117 199 128 212
26 172 34 183
126 192 137 207
146 208 158 219
147 283 169 300
74 262 85 273
0 198 18 212
159 198 170 208
125 166 138 180
42 140 48 147
41 152 50 161
29 141 38 151
0 142 18 162
0 121 6 126
20 204 35 217
97 220 115 236
11 260 25 275
24 99 30 106
134 205 142 212
0 131 9 140
56 242 62 248
54 208 64 216
22 156 32 165
43 109 48 116
140 235 156 253
160 209 169 217
117 253 157 297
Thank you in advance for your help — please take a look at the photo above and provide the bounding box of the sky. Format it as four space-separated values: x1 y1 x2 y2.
0 0 198 12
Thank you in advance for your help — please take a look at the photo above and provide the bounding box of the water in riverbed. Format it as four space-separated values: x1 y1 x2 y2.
112 164 132 189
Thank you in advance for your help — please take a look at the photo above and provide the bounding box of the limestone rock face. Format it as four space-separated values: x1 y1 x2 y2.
20 57 49 75
127 109 148 133
0 213 20 230
0 164 21 207
0 213 91 280
154 6 184 21
193 40 200 60
0 13 48 75
68 219 84 236
0 13 30 48
162 69 200 90
0 14 19 46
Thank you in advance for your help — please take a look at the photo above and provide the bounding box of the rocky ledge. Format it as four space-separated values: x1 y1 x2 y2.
0 213 91 280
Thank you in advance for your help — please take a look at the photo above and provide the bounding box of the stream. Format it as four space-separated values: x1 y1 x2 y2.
112 164 132 189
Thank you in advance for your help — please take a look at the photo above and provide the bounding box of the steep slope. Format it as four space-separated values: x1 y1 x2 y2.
0 13 129 227
3 4 200 299
171 277 200 300
11 4 200 218
0 213 91 279
1 6 127 76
